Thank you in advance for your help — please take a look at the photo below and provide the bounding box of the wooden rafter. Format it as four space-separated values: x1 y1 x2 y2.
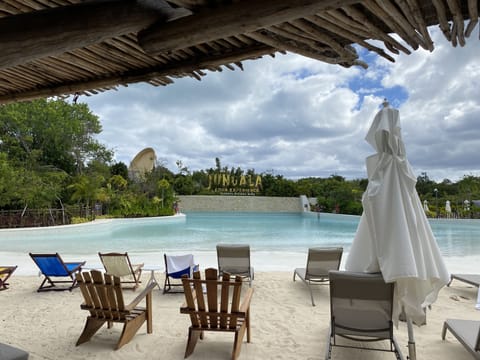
138 0 360 55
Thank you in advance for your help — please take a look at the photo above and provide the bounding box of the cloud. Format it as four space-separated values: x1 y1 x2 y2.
84 26 480 182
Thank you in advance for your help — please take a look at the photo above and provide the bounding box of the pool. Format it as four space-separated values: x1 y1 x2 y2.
1 212 479 274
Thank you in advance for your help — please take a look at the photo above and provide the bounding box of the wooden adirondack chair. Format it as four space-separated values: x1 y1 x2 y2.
75 270 155 350
180 268 253 360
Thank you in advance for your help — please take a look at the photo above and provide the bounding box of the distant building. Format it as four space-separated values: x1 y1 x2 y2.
128 147 157 180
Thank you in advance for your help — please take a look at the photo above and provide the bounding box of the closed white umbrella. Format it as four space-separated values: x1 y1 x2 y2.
345 100 450 360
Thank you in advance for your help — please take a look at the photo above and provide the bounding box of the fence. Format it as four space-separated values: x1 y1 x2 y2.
0 206 91 228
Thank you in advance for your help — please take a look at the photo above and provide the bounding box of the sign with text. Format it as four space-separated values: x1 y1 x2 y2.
207 173 262 195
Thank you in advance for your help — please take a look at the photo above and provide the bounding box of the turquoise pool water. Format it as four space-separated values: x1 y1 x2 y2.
1 212 479 274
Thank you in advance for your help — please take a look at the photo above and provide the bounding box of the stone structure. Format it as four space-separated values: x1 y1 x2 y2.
177 195 304 212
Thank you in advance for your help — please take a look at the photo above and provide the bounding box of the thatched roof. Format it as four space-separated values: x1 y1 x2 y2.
0 0 478 104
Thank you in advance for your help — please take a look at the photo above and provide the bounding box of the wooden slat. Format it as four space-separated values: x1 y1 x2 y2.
220 272 230 329
84 271 102 318
341 5 411 54
431 0 453 41
182 274 199 328
205 268 218 329
112 274 124 312
229 276 242 329
446 0 466 46
193 271 209 328
76 272 95 315
465 0 479 37
91 270 110 319
304 15 396 62
406 0 435 50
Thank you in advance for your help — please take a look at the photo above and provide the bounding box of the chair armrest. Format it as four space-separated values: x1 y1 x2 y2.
125 281 156 310
65 261 86 271
239 287 253 313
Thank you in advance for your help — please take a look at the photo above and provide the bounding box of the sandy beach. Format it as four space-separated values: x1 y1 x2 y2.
1 271 479 360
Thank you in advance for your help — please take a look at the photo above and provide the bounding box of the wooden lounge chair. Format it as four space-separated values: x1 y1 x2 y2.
163 253 198 294
0 265 17 290
216 244 254 287
180 268 253 360
325 270 404 360
442 318 480 359
293 247 343 306
29 253 85 292
76 270 156 350
98 252 143 290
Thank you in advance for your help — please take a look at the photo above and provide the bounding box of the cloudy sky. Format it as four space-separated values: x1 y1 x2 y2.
82 27 480 182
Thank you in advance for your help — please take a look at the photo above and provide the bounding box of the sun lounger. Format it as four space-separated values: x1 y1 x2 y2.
29 253 85 292
98 252 143 290
0 265 17 290
216 244 254 286
76 270 156 350
325 270 404 360
180 268 253 359
448 273 480 309
293 247 343 306
442 318 480 359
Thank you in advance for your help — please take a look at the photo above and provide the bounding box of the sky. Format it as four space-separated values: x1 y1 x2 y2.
81 27 480 183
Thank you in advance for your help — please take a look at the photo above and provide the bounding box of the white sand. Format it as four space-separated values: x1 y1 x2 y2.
1 272 479 360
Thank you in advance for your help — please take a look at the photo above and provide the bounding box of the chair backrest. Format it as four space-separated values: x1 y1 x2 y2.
0 266 16 280
29 253 70 276
164 254 195 278
216 244 251 276
99 252 133 277
329 270 394 340
305 247 343 279
76 270 127 318
181 268 246 330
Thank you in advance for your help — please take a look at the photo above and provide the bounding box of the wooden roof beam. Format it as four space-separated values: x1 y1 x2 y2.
0 0 190 70
138 0 360 55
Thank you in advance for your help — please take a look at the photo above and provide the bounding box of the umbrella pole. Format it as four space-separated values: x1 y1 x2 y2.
407 317 417 360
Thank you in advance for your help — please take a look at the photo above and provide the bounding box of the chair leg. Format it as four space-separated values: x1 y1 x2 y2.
232 323 247 360
146 292 153 333
184 328 201 358
308 284 315 306
441 322 448 340
116 313 147 349
324 325 333 360
246 308 251 343
76 317 106 346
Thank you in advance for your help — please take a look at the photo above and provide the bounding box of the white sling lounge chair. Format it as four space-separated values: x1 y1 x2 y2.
326 270 405 360
293 247 343 306
442 318 480 359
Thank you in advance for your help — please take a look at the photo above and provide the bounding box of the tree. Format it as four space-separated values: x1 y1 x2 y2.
0 98 113 175
110 162 129 179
